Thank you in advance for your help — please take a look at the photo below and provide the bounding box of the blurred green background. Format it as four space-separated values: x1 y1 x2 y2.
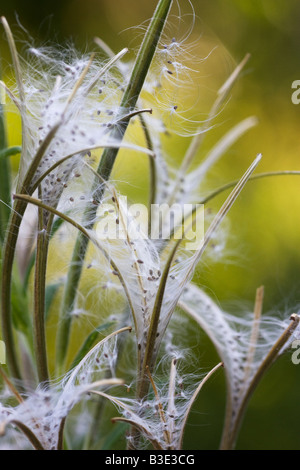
1 0 300 450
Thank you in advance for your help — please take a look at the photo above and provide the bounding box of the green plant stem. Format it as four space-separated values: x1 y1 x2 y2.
220 314 300 450
94 0 173 188
201 171 300 204
57 417 66 450
137 156 261 402
7 420 45 450
93 38 156 234
83 309 130 450
0 123 64 380
167 171 300 243
166 54 252 207
178 362 224 449
0 131 64 379
55 0 173 373
137 237 181 401
127 238 182 450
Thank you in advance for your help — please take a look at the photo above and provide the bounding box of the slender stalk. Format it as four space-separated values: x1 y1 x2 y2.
95 0 173 187
219 286 264 451
1 17 27 173
139 155 262 402
243 286 264 385
146 365 171 448
34 141 153 192
0 18 24 103
0 107 63 379
89 389 163 450
137 236 182 402
0 80 21 111
125 156 262 451
63 327 131 393
93 36 157 233
138 113 157 234
83 309 130 450
13 193 143 384
33 202 52 384
0 146 22 161
167 171 300 243
55 233 90 373
56 0 173 372
1 143 152 378
57 417 66 450
178 362 223 449
1 46 130 378
166 358 177 441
